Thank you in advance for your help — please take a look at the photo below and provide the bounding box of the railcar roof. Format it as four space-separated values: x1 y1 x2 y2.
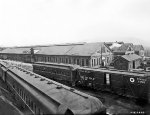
1 62 105 114
34 62 79 70
78 67 148 77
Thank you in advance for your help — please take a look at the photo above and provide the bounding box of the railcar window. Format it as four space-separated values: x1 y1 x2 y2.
20 89 21 97
24 95 26 102
29 98 31 107
31 101 34 110
34 104 37 114
40 111 43 115
22 92 24 100
38 108 41 114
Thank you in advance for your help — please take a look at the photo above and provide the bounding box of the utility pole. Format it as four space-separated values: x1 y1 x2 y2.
101 45 103 67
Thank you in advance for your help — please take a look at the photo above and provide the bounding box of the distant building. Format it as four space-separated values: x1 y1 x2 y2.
113 54 142 71
0 42 113 68
133 45 144 58
112 43 134 56
105 42 135 63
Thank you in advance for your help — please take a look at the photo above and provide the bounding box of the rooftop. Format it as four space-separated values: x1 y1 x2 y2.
0 42 105 56
121 54 142 62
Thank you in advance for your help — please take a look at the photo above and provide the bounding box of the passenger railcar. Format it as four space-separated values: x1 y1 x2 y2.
0 61 106 115
33 62 79 86
77 67 150 103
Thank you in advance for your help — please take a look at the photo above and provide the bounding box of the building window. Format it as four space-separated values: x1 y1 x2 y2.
94 59 96 66
73 59 76 64
82 59 84 66
97 58 99 65
86 59 89 66
92 59 94 67
107 57 109 63
77 59 80 65
55 57 57 63
66 58 68 63
69 59 71 64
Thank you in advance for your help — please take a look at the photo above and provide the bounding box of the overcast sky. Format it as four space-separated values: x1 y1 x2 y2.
0 0 150 47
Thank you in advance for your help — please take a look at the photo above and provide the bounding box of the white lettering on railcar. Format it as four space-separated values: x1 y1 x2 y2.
137 78 146 84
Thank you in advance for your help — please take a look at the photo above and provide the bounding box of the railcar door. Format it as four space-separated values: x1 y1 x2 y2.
111 73 124 95
92 71 105 90
104 73 111 91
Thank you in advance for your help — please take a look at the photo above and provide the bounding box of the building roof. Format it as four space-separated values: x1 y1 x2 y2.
64 42 103 56
0 47 31 54
133 45 144 51
0 42 107 56
112 43 133 52
121 54 142 62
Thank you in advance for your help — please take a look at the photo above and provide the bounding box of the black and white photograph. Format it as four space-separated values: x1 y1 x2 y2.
0 0 150 115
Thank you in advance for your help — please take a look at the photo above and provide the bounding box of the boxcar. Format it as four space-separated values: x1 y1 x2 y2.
33 62 79 86
77 67 150 103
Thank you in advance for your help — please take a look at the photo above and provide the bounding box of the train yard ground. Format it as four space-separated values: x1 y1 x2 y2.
75 87 150 115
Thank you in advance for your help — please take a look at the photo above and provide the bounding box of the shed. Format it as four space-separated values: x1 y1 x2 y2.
114 54 142 71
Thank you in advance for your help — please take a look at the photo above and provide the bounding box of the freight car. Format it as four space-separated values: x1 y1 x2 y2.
0 61 106 115
77 67 150 103
33 62 80 86
32 62 150 103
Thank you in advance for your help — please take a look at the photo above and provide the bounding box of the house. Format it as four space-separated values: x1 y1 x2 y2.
0 42 113 68
113 54 142 71
133 45 144 58
112 43 134 56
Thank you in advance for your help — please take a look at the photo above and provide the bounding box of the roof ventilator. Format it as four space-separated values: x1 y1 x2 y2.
34 75 39 78
47 81 53 84
26 72 30 74
30 73 34 76
56 85 62 89
70 88 75 92
40 78 45 81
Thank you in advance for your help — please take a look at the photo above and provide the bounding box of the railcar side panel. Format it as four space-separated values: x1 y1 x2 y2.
111 73 125 95
123 75 148 99
33 64 75 86
6 71 57 114
93 71 105 90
